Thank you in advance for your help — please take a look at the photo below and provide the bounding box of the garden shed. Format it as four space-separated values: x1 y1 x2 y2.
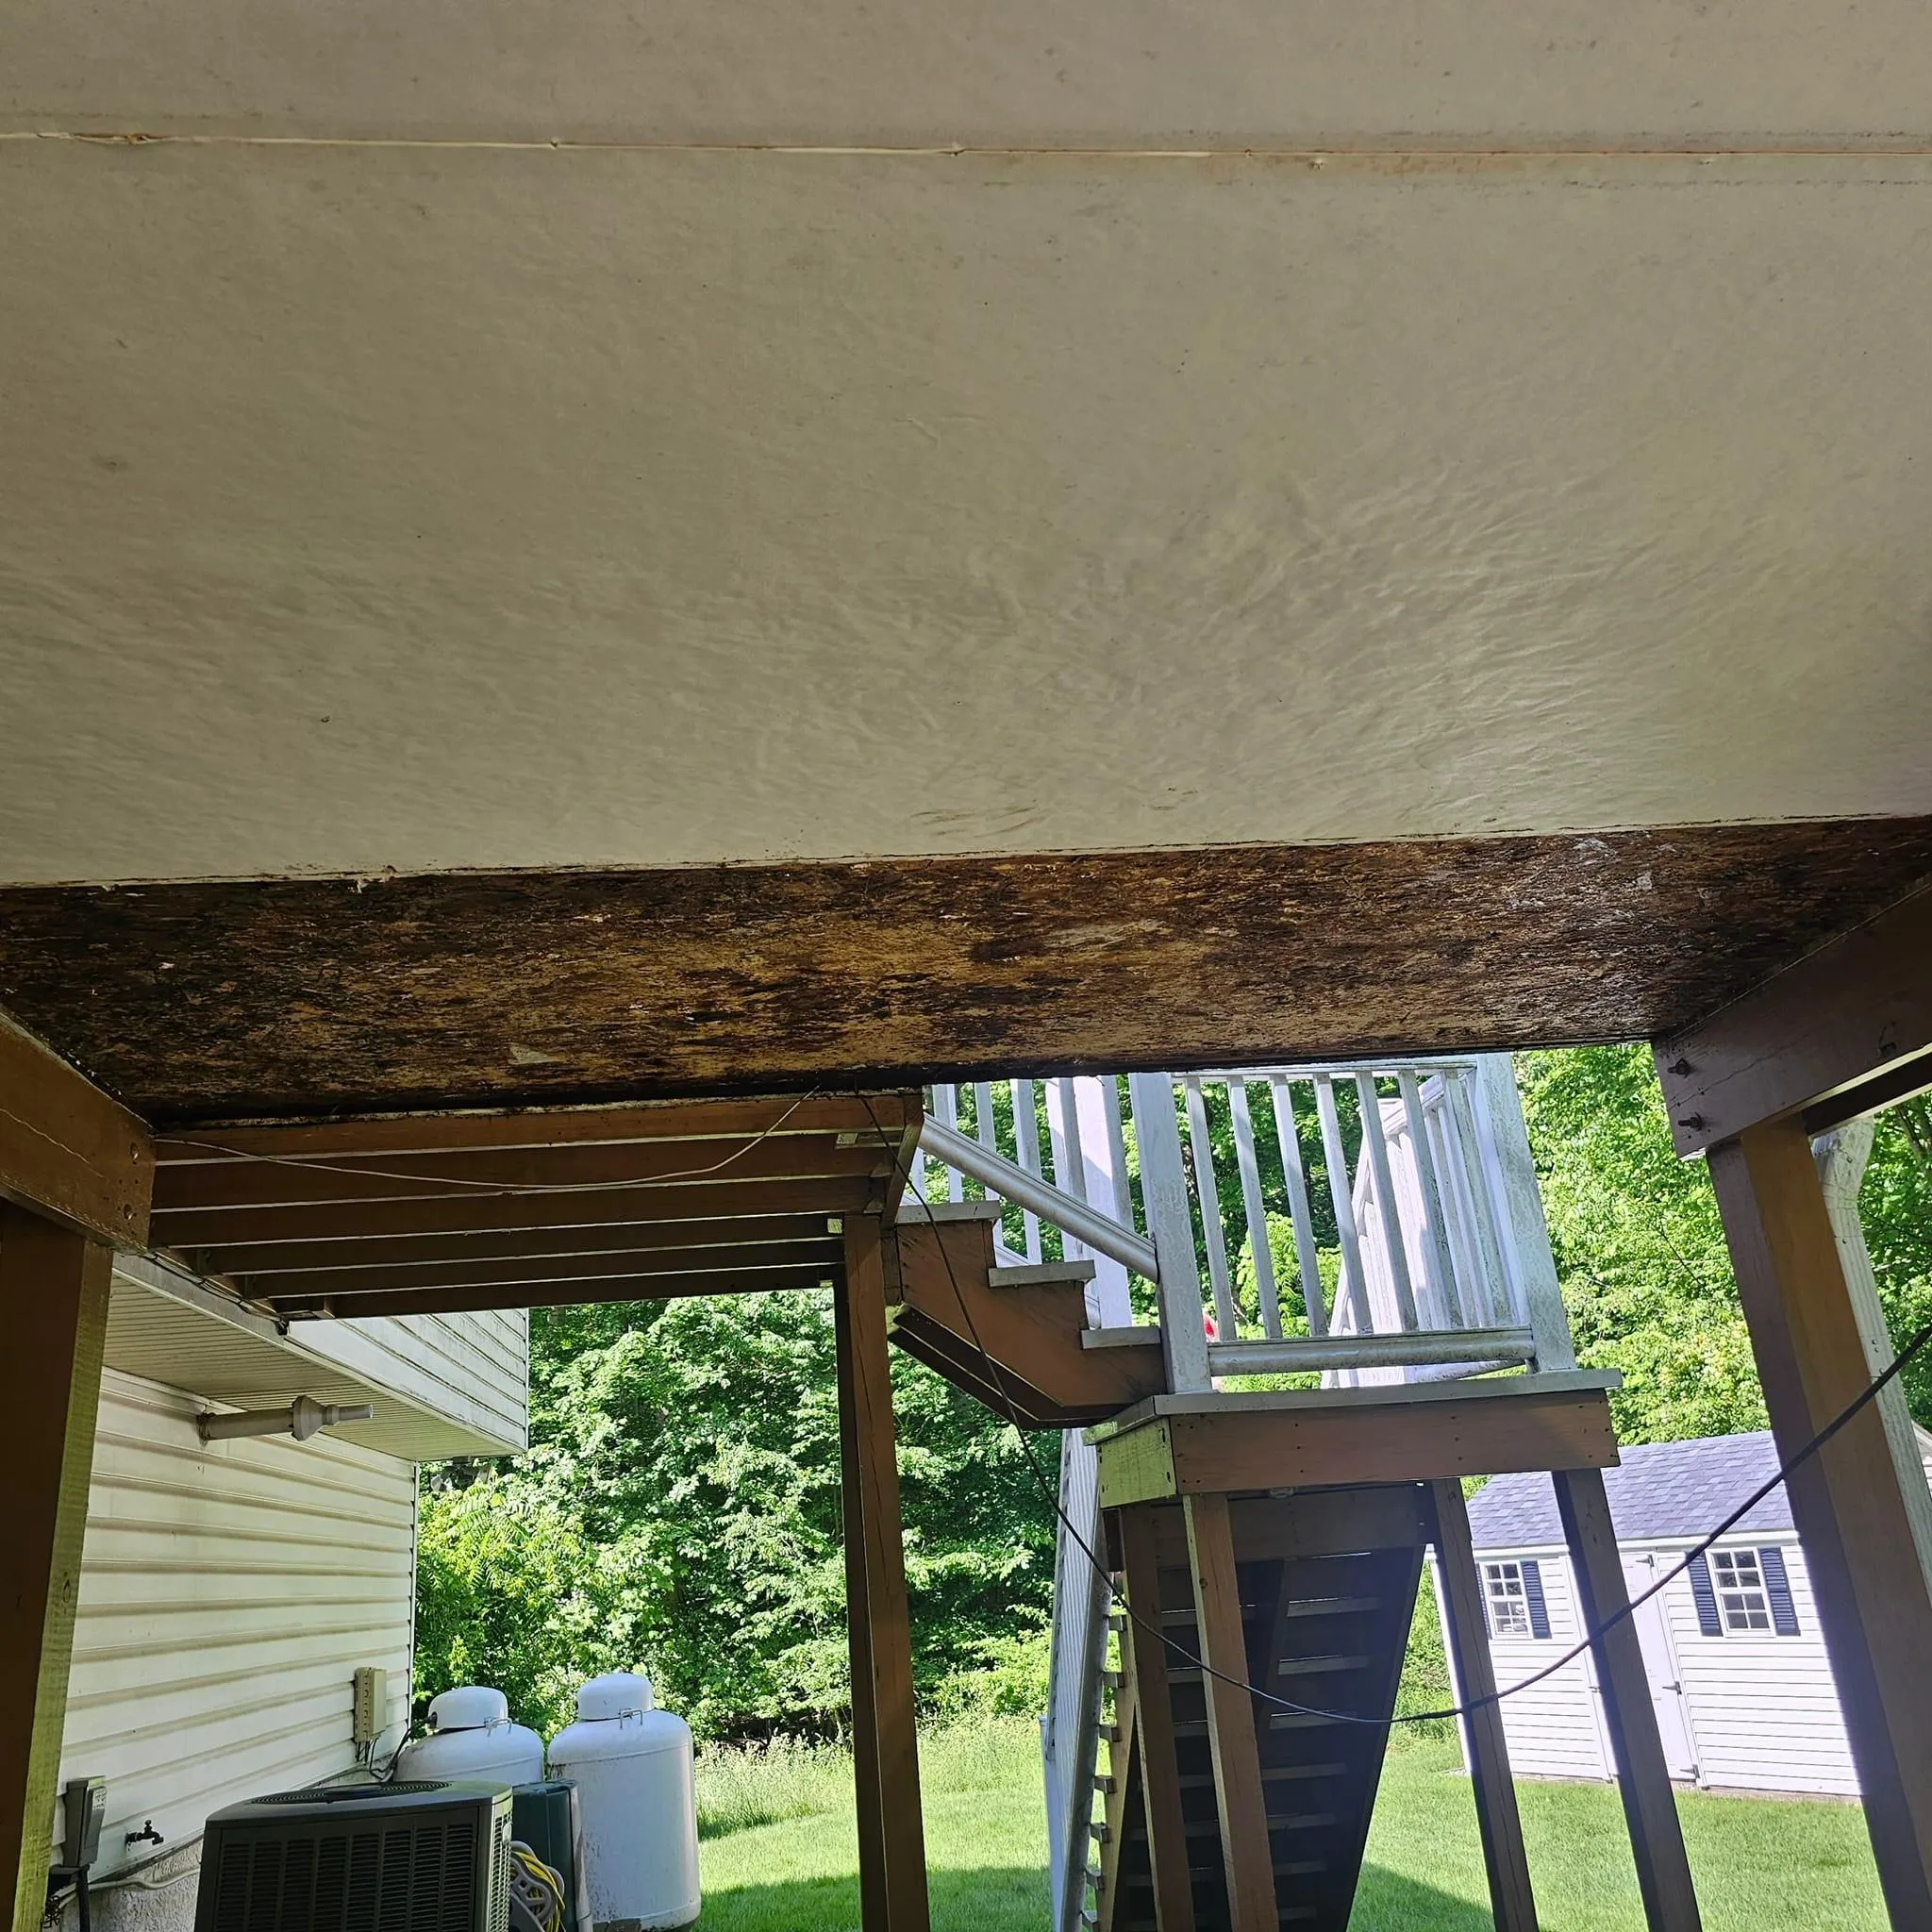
1458 1431 1932 1800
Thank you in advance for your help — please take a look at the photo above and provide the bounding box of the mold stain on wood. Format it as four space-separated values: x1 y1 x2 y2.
0 821 1928 1125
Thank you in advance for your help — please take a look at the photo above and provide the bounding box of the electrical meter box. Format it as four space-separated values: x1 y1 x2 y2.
352 1666 385 1746
60 1777 107 1872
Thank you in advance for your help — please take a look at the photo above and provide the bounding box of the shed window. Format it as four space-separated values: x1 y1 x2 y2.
1711 1549 1771 1631
1481 1560 1549 1639
1689 1546 1800 1636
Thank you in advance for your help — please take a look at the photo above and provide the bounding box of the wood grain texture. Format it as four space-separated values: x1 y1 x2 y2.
1142 1489 1428 1570
889 1217 1166 1426
836 1270 889 1932
839 1221 930 1932
1117 1506 1196 1932
0 1016 151 1246
2 822 1928 1124
1 1209 110 1932
1707 1119 1932 1927
1183 1491 1277 1932
1656 883 1932 1152
280 1259 840 1320
1104 1390 1618 1498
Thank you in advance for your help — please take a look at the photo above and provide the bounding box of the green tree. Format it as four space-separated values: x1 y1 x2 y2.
1516 1048 1932 1441
416 1288 1058 1740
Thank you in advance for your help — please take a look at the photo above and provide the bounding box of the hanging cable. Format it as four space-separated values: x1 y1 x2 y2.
162 1088 826 1196
856 1089 1932 1728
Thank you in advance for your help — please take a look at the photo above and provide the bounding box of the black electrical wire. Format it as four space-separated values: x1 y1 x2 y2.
857 1090 1932 1729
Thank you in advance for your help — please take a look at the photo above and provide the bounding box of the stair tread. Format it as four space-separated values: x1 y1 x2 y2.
903 1197 1004 1222
989 1259 1098 1288
1081 1324 1163 1350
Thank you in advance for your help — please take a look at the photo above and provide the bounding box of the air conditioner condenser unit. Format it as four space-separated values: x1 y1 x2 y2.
194 1780 512 1932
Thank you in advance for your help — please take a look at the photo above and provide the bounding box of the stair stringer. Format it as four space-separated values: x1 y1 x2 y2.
1102 1486 1429 1932
885 1213 1165 1426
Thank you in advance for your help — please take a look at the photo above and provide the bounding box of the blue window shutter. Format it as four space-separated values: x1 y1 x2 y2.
1760 1546 1800 1636
1521 1559 1551 1640
1687 1553 1723 1635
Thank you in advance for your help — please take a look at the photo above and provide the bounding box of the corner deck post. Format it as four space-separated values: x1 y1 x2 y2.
836 1219 931 1932
1707 1117 1932 1927
1 1208 111 1932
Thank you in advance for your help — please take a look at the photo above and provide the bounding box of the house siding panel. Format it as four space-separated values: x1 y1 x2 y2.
54 1369 418 1886
298 1306 529 1450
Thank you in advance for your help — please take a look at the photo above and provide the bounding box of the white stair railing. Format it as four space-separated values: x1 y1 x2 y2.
915 1055 1572 1385
915 1056 1574 1932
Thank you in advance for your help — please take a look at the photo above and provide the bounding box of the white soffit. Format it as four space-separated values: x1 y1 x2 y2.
106 1257 521 1459
2 5 1930 885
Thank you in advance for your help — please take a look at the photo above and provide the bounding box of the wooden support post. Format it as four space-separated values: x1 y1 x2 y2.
1552 1468 1701 1932
1707 1119 1932 1929
1182 1492 1274 1932
837 1221 930 1932
1117 1507 1196 1932
1425 1480 1538 1932
2 1208 110 1932
836 1276 889 1932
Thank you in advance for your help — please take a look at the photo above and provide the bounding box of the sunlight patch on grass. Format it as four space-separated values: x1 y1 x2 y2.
694 1717 1888 1931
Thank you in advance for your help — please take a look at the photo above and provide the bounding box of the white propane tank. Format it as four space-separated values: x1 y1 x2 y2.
394 1686 545 1788
545 1672 699 1930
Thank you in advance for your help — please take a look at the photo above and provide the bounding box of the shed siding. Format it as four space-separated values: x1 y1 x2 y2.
1474 1537 1862 1796
1652 1538 1859 1795
55 1369 418 1877
1476 1553 1612 1782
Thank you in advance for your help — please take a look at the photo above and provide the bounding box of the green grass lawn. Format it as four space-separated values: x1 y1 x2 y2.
694 1719 1888 1930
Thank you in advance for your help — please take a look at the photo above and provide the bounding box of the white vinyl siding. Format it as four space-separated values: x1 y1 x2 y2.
1656 1538 1858 1796
1469 1535 1860 1797
55 1369 418 1876
307 1307 530 1450
106 1257 530 1459
1465 1551 1612 1782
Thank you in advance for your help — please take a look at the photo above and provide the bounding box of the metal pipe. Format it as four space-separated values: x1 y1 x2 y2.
1207 1326 1536 1374
198 1395 375 1443
917 1115 1158 1279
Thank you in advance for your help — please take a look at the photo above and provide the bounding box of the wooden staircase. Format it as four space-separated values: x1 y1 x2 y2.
1090 1487 1428 1932
884 1202 1166 1426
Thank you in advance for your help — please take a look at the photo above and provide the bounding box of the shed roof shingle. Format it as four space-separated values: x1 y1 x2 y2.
1465 1432 1795 1551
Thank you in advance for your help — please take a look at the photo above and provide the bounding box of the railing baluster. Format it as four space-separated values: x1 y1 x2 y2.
1445 1069 1513 1324
1050 1077 1090 1204
1424 1083 1485 1323
1472 1055 1574 1369
1181 1076 1239 1340
1127 1073 1213 1392
1072 1077 1136 1327
1312 1075 1374 1336
1396 1069 1465 1327
1225 1079 1280 1340
1012 1076 1044 1264
1099 1077 1135 1230
934 1084 965 1202
1266 1076 1328 1339
974 1081 999 1152
1355 1073 1421 1331
918 1056 1577 1386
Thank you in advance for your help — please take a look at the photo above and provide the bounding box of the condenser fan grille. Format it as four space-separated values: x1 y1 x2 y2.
210 1818 478 1931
